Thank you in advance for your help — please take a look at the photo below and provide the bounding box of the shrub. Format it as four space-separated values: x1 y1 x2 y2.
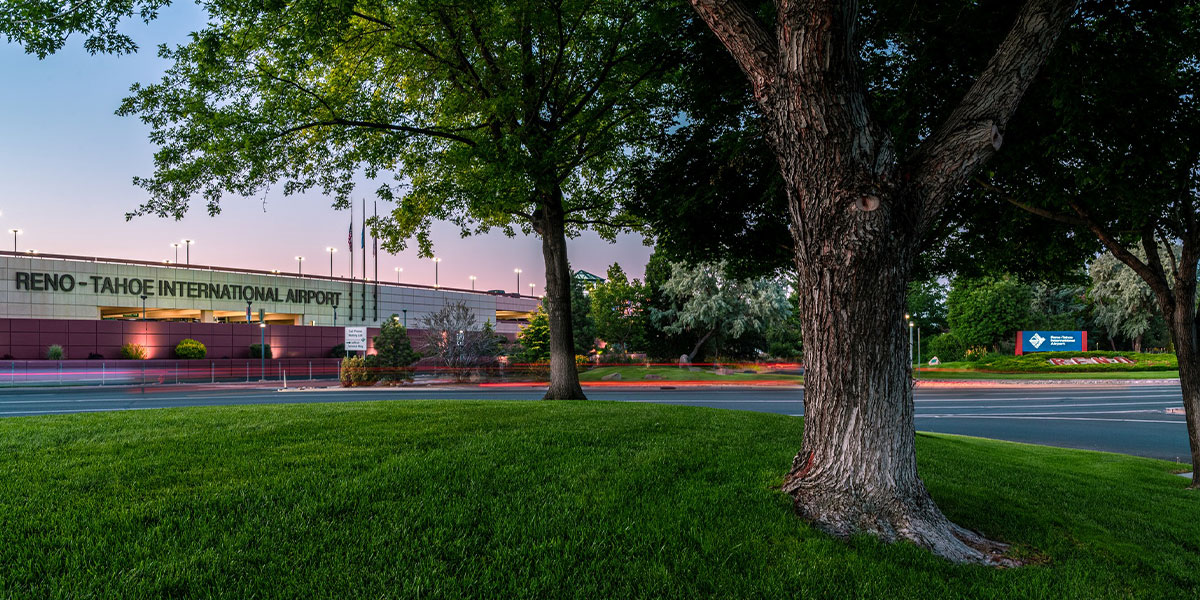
339 355 379 387
46 345 65 360
374 315 421 382
249 344 272 359
926 333 967 363
964 346 990 362
120 343 148 360
329 343 346 358
174 338 207 360
87 352 104 360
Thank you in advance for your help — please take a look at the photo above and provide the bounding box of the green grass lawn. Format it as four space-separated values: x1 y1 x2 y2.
578 365 803 383
0 401 1196 598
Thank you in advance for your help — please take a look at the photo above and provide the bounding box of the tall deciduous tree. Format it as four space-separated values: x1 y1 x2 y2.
688 0 1076 562
966 0 1200 483
588 263 647 354
118 0 683 400
1088 250 1170 353
652 260 789 361
946 276 1032 352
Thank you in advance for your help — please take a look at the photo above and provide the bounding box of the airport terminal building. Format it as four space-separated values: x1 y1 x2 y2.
0 251 539 360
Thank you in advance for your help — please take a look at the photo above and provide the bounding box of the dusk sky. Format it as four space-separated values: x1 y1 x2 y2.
0 3 653 294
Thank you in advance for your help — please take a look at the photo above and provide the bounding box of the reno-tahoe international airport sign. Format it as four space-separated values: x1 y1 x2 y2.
1016 330 1087 355
12 271 343 307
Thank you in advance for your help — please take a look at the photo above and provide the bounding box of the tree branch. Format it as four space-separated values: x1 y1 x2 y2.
1064 199 1175 316
688 0 778 97
976 177 1088 226
911 0 1077 225
273 118 478 147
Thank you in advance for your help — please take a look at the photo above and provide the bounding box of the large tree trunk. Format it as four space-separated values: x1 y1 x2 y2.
689 0 1074 565
779 189 1011 564
538 191 587 400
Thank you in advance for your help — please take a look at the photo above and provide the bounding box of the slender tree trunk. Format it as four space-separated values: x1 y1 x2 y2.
538 190 586 400
1134 333 1144 354
689 328 716 362
1167 294 1200 486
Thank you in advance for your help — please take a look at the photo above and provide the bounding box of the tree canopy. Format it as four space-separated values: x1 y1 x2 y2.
0 0 167 57
118 0 686 399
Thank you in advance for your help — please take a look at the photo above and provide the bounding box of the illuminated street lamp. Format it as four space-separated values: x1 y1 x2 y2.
181 239 194 265
9 229 20 253
170 242 181 264
514 268 522 291
469 275 477 290
528 282 535 296
325 247 337 276
432 257 442 288
296 256 305 276
394 266 403 283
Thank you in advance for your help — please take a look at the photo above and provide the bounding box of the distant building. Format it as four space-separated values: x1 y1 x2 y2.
573 270 605 286
0 250 539 359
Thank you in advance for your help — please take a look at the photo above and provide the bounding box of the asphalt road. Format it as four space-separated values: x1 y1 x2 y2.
0 382 1189 462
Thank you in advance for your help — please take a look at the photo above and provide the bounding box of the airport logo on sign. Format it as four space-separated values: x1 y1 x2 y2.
1029 332 1046 349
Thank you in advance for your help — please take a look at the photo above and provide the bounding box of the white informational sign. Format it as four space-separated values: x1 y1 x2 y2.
344 327 368 351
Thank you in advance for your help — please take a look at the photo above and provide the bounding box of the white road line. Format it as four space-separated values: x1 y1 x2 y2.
917 409 1163 417
914 400 1180 410
915 415 1184 424
914 394 1180 403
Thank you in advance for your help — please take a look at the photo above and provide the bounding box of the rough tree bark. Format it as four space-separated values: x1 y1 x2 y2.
689 0 1076 563
1075 220 1200 486
538 187 587 400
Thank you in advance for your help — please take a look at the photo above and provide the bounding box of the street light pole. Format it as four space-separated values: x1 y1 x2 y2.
395 266 403 283
182 239 194 265
326 247 336 276
171 242 180 264
141 295 147 320
432 257 442 288
469 275 476 290
296 256 305 276
9 229 20 253
529 282 536 296
514 268 521 292
909 320 915 365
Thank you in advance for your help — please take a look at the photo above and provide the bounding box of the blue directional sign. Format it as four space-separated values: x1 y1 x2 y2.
1017 330 1087 354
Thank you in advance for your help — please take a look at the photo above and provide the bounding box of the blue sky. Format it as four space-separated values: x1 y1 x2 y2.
0 3 652 292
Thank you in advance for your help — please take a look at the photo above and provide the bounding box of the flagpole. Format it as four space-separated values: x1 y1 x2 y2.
361 198 367 322
348 198 354 322
373 200 379 321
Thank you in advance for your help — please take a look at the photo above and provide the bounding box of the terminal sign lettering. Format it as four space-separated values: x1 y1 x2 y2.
13 272 342 307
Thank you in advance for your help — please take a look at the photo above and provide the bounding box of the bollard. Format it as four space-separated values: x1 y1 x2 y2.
309 361 313 381
246 362 250 383
58 361 62 385
283 368 287 389
101 362 105 386
211 362 215 384
175 362 179 385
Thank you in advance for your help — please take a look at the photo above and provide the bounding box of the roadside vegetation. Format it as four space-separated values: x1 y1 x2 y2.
0 401 1195 599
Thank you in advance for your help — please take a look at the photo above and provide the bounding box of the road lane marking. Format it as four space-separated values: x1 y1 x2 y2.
915 415 1184 424
914 394 1180 403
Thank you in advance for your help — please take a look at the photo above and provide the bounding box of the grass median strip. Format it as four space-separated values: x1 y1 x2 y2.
0 400 1196 598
